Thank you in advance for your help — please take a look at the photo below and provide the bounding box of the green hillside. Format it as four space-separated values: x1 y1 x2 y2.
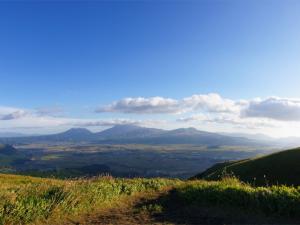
0 174 180 224
2 147 300 224
1 173 300 224
0 144 17 155
194 147 300 186
0 145 28 173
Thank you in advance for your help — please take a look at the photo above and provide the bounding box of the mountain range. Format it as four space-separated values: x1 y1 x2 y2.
0 124 267 146
0 132 30 138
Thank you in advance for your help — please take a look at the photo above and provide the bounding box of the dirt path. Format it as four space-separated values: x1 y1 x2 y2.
65 190 170 225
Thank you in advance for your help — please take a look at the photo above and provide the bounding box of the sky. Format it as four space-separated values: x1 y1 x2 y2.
1 0 300 137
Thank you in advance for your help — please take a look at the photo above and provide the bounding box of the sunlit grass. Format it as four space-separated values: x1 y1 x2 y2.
0 174 180 224
1 173 300 224
176 177 300 217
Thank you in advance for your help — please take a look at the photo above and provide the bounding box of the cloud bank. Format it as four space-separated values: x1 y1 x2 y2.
97 94 300 122
96 93 238 115
96 97 181 114
0 106 165 133
0 107 28 120
242 97 300 121
2 93 300 136
94 94 300 136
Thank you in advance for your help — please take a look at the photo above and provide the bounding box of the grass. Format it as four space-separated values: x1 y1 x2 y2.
82 177 300 224
1 173 300 224
175 177 300 218
194 147 300 186
0 174 180 224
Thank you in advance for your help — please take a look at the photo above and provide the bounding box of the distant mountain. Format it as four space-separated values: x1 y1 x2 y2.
220 132 274 142
163 127 201 136
0 125 268 146
95 124 165 140
0 132 29 138
95 125 264 146
0 128 95 144
50 128 95 141
0 144 18 155
133 127 260 146
193 147 300 186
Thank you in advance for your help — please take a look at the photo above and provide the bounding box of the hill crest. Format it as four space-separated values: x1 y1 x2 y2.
194 147 300 186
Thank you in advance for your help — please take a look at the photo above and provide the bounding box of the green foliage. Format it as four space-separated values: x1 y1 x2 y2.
2 172 300 224
176 178 300 218
0 174 179 224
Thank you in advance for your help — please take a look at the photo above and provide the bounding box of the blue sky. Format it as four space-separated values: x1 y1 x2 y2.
1 1 300 136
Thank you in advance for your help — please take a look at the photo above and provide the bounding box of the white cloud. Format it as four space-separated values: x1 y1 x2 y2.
94 94 300 136
70 119 140 127
242 97 300 121
0 105 165 133
70 118 167 127
177 114 208 122
3 94 300 137
96 97 181 114
0 107 28 120
207 116 278 129
182 93 239 113
0 116 161 129
98 94 300 122
96 93 238 115
177 113 277 129
36 106 64 117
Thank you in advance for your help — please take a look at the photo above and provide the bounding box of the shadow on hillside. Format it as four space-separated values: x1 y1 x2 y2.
134 189 296 225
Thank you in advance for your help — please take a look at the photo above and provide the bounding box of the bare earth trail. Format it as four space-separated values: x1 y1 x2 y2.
65 189 171 225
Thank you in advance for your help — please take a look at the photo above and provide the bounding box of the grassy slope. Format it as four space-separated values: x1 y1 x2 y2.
0 174 180 224
171 178 300 224
194 147 300 186
1 174 300 224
